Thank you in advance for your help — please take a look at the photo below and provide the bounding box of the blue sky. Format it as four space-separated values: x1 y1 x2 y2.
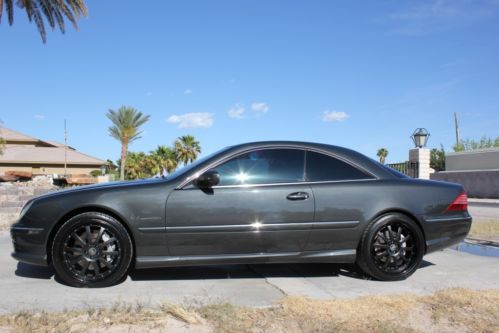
1 0 498 164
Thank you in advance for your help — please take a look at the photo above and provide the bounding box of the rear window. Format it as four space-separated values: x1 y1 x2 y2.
306 151 373 181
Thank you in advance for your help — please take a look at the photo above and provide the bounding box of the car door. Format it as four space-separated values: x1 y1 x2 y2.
303 150 376 252
165 148 314 257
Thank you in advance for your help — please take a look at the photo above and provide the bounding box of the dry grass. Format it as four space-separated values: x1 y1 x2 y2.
198 288 499 333
469 219 499 239
1 288 497 333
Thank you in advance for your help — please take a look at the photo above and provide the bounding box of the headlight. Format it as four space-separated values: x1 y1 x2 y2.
18 200 34 220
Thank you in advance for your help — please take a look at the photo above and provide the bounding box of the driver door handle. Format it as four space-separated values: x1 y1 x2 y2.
286 192 309 201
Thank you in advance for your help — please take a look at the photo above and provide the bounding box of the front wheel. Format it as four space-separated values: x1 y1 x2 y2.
357 213 425 281
51 212 133 287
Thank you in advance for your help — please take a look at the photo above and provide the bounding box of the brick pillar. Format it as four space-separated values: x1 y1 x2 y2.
409 148 430 179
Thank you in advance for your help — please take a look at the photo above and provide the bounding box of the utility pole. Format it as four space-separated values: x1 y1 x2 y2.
454 112 460 147
64 119 68 176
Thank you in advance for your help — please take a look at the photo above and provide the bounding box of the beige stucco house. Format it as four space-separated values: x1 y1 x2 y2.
0 127 105 176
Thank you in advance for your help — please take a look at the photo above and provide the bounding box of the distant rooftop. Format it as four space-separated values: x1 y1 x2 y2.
0 127 105 166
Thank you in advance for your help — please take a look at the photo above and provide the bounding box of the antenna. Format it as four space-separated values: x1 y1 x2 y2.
454 112 460 147
64 119 68 176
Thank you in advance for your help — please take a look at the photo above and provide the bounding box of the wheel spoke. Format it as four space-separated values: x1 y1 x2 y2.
396 226 402 240
72 232 86 246
99 258 112 268
102 250 119 256
99 237 117 248
97 227 105 243
93 261 100 275
80 260 90 275
70 255 83 264
85 226 92 243
65 246 83 254
377 232 387 242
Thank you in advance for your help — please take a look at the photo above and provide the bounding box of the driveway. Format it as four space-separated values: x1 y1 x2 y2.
1 231 498 314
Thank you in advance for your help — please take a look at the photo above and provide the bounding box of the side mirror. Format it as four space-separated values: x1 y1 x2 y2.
196 170 220 188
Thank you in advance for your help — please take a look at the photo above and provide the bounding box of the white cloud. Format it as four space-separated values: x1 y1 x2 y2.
167 112 213 128
34 114 45 119
322 110 349 122
146 91 153 96
386 0 498 35
228 105 245 119
251 102 269 116
184 89 192 95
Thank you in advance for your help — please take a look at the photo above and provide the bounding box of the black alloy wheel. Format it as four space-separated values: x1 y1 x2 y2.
357 213 424 281
51 212 133 287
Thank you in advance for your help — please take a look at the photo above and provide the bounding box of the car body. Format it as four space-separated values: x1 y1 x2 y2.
10 141 472 287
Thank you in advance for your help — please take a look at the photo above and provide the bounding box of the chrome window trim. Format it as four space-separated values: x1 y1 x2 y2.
207 178 375 189
176 144 378 190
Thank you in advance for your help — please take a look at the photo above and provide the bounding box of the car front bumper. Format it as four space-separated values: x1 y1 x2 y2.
10 225 49 267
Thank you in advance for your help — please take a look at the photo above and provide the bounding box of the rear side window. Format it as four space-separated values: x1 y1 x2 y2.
306 151 373 182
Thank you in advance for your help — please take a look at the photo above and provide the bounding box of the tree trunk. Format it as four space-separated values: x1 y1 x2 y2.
120 139 128 180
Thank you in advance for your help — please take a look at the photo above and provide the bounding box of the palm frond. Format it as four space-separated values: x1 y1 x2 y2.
5 0 14 25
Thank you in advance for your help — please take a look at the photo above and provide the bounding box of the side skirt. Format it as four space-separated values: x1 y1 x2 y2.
135 249 356 269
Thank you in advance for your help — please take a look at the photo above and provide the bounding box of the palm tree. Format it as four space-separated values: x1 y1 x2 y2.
0 0 87 43
0 120 5 155
377 148 389 164
150 145 178 174
174 135 201 166
106 106 150 180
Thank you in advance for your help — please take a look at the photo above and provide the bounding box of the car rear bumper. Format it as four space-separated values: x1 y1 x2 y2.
10 225 49 267
424 216 472 253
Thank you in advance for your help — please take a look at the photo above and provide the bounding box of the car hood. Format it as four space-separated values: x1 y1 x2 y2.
32 178 169 202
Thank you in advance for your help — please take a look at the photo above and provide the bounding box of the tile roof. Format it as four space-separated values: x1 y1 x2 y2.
0 127 38 142
0 146 105 165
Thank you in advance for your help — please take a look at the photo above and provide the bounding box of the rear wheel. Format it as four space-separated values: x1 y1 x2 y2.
51 212 133 287
357 213 424 281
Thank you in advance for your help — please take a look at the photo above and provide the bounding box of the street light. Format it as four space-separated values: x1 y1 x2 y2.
411 128 430 148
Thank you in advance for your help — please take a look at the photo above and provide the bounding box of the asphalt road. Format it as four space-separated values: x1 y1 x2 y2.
1 232 498 314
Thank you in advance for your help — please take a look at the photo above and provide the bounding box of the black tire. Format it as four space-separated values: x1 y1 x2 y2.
356 213 424 281
51 212 133 287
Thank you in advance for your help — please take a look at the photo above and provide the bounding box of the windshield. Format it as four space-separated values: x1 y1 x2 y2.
167 146 231 180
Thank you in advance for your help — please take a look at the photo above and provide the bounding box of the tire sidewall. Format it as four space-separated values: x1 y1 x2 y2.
360 214 425 281
51 212 133 288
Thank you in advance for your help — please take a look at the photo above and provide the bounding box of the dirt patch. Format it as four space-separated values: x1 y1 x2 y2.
0 288 497 333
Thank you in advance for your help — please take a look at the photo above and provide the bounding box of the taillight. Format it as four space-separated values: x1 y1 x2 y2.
446 192 468 212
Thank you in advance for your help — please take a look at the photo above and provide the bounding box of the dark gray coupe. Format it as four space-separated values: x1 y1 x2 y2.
11 141 471 287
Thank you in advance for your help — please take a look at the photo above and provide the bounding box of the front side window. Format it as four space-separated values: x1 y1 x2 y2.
306 151 373 181
213 149 305 186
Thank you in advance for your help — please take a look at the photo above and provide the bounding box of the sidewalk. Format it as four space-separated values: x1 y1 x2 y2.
469 198 499 205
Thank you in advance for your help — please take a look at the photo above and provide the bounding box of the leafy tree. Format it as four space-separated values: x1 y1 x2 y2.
106 106 150 180
175 135 201 166
106 159 117 172
124 152 149 180
453 136 499 152
430 145 446 172
0 0 88 43
150 145 178 174
376 148 388 164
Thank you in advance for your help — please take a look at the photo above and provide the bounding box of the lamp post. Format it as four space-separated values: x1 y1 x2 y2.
409 128 431 179
411 128 430 148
